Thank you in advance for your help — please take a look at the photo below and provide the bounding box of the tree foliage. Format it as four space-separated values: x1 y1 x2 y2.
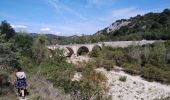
0 20 15 40
100 41 170 84
90 46 102 57
32 35 49 64
14 34 33 56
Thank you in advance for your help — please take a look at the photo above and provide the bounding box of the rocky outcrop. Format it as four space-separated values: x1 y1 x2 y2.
106 20 130 33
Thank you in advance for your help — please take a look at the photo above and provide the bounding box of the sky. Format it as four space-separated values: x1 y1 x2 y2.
0 0 170 36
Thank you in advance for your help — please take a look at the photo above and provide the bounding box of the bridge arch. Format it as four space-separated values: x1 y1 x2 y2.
77 46 89 56
65 47 74 57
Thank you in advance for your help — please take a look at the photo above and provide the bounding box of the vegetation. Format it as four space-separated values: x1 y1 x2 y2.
91 41 170 84
70 63 108 99
1 8 170 99
90 45 102 57
0 20 108 99
95 9 170 41
119 76 127 82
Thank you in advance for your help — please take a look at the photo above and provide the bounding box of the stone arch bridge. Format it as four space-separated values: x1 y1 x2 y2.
47 40 155 57
48 43 102 57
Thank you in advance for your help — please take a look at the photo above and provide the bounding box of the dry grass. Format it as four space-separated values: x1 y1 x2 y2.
27 75 68 100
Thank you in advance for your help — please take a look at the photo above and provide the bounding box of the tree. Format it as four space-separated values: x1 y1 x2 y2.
50 49 66 64
163 9 170 15
90 46 102 57
32 35 49 64
0 20 15 40
0 43 19 68
14 34 33 56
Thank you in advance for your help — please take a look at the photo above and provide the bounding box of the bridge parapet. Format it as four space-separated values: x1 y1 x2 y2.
104 40 155 48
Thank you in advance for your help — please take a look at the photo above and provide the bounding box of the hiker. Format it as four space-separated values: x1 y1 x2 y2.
15 67 27 99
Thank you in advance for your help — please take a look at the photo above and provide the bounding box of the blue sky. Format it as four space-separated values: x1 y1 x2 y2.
0 0 170 36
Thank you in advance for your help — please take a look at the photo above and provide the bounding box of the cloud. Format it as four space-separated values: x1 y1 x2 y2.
41 27 50 31
11 24 27 32
97 7 147 24
11 25 27 29
86 0 116 7
111 7 146 19
40 27 62 35
45 0 86 20
52 31 62 35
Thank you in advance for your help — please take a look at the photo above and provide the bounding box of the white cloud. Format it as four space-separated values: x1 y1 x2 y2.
40 27 62 35
111 7 146 19
11 25 27 29
97 7 147 24
48 30 62 35
11 24 27 32
46 0 86 20
86 0 116 7
41 27 51 31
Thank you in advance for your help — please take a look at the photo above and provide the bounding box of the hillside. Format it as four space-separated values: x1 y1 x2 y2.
95 9 170 41
47 9 170 45
27 9 170 45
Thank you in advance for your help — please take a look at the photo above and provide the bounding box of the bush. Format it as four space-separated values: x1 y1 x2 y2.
89 46 102 57
0 73 9 86
110 49 127 66
72 62 108 99
94 58 115 70
119 76 127 82
41 61 74 93
141 64 168 83
103 60 115 71
0 72 12 96
0 43 19 68
122 63 141 75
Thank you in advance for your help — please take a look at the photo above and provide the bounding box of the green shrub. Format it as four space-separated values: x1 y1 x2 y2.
119 76 127 82
89 46 102 57
103 60 115 71
73 62 107 99
0 72 12 96
141 64 166 83
94 58 115 70
123 63 141 75
111 49 127 66
41 61 74 93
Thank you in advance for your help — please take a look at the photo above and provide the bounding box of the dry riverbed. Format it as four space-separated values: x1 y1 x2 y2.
68 56 170 100
96 68 170 100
